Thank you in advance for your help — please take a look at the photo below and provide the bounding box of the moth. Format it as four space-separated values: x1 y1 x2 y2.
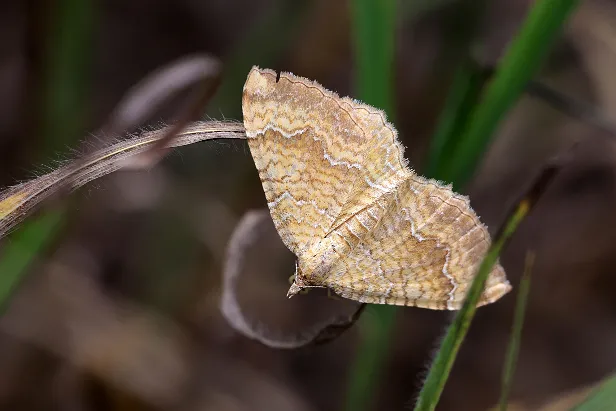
242 67 510 310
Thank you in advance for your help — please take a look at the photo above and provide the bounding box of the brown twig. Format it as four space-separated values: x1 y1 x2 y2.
527 80 616 137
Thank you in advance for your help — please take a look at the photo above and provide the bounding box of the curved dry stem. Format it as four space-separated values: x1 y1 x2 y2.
220 209 365 349
0 121 245 241
120 55 223 166
105 55 222 135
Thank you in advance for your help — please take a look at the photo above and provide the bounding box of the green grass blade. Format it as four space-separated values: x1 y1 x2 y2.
440 0 581 188
571 374 616 411
351 0 396 116
413 2 580 408
344 1 396 410
498 251 534 411
41 0 95 156
348 0 580 409
414 200 531 411
0 211 65 311
345 305 397 411
424 60 487 177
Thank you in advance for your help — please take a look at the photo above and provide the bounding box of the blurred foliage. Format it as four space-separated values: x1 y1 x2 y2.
0 211 64 312
0 0 94 311
498 252 534 411
207 0 311 119
436 0 582 188
572 373 616 410
40 0 94 155
344 1 397 410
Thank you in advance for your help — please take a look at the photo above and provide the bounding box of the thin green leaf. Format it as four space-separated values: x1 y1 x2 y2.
345 305 397 411
440 0 581 188
424 60 487 177
498 251 534 411
0 211 64 312
40 0 95 156
414 200 530 411
414 1 580 408
350 0 396 116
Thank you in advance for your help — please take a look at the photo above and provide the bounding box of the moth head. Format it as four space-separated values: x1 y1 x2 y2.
287 260 307 298
288 241 335 299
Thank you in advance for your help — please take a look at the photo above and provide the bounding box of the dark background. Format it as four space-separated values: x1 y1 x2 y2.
0 0 615 410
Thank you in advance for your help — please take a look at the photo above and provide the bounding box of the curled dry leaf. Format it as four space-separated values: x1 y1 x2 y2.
221 209 365 349
105 54 222 136
113 54 223 168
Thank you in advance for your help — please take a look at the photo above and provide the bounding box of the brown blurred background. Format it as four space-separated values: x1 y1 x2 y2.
1 0 616 410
